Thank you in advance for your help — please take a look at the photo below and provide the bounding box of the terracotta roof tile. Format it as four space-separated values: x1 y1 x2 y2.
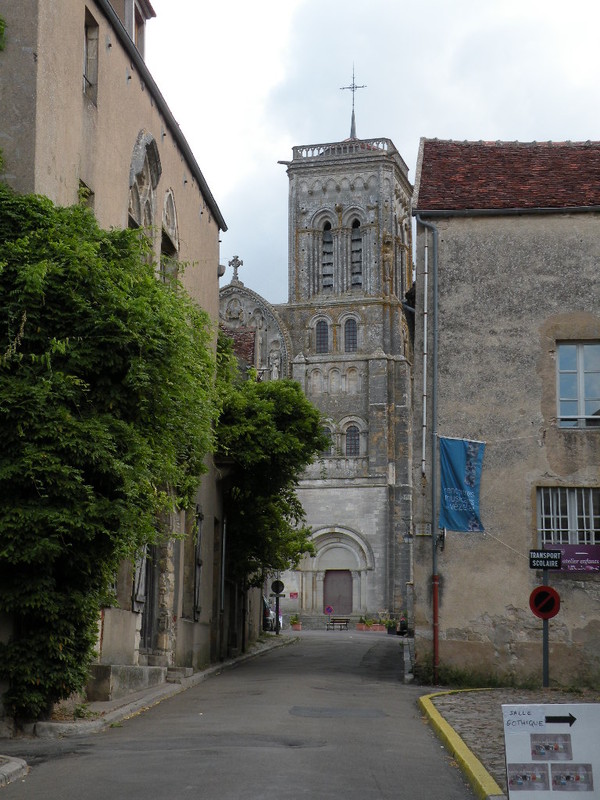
414 139 600 212
221 327 255 367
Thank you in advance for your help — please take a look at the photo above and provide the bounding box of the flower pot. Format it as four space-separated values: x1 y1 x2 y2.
291 623 302 631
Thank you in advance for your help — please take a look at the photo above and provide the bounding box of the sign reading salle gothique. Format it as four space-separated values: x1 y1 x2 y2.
503 704 600 798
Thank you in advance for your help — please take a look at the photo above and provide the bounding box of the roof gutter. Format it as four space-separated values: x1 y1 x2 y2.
415 214 440 685
96 0 227 232
413 204 600 219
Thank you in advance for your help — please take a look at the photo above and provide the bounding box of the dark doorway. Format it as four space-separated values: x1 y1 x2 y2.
323 569 352 614
139 545 159 653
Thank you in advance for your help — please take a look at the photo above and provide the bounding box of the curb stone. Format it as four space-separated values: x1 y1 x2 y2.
419 690 507 800
0 756 28 788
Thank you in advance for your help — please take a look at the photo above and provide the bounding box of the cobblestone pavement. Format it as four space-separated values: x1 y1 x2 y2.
430 688 600 795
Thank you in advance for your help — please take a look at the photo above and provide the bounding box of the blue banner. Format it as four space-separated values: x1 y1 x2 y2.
439 437 485 532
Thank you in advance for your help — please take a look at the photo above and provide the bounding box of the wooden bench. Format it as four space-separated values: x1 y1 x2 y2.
326 617 349 631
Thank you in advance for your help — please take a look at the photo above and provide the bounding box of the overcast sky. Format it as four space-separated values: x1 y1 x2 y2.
146 0 600 304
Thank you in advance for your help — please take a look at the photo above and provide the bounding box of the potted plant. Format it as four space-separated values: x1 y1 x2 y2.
289 614 302 631
398 614 408 636
356 616 366 631
384 618 397 635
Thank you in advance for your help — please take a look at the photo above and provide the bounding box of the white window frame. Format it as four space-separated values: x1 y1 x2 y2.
557 342 600 428
537 487 600 546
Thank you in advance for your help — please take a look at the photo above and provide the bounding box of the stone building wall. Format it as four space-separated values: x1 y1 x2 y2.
412 211 600 684
0 0 231 696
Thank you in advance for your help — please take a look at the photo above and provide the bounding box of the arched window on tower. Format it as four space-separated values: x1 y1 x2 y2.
344 318 358 353
350 219 362 287
322 222 333 289
321 427 332 457
315 320 329 354
345 425 360 457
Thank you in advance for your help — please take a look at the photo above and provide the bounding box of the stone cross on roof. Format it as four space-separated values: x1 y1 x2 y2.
229 255 243 284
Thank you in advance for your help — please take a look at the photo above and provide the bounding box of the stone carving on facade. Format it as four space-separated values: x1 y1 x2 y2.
250 311 267 369
219 275 292 381
224 297 245 328
269 341 282 380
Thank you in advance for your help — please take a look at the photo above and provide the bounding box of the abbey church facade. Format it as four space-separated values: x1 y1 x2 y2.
220 134 414 621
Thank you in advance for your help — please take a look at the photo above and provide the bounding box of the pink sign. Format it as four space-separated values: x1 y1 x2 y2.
556 544 600 573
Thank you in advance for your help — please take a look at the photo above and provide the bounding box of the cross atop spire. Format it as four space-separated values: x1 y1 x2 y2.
340 66 366 139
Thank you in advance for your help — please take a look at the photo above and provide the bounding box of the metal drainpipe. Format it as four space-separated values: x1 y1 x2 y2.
416 215 440 684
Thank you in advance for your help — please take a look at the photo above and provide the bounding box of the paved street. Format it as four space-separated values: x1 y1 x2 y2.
1 631 475 799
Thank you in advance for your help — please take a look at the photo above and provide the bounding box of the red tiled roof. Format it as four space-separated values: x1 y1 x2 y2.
413 139 600 212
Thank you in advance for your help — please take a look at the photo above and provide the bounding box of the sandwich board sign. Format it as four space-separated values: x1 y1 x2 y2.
502 704 600 797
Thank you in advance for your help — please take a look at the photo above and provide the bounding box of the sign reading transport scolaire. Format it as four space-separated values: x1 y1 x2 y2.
529 550 562 570
502 704 600 798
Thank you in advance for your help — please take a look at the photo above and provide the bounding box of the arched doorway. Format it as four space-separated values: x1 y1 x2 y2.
323 569 352 614
281 526 375 616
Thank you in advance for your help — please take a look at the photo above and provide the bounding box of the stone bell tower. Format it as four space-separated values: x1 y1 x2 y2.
274 101 414 621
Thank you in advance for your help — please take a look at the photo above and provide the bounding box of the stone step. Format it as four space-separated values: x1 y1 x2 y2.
166 667 194 683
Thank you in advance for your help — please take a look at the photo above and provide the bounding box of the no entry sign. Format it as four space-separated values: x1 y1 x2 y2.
530 585 560 620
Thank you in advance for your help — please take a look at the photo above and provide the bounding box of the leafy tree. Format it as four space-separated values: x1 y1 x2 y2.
216 334 328 584
0 185 216 720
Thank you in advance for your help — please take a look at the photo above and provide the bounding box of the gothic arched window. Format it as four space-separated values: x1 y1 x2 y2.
128 131 161 233
350 219 362 287
344 318 358 352
322 222 333 289
345 425 360 457
316 320 329 354
160 190 179 284
321 427 332 456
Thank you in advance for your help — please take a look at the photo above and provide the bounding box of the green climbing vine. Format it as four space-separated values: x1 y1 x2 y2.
0 184 217 720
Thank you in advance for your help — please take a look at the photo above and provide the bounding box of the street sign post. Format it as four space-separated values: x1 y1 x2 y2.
271 580 284 635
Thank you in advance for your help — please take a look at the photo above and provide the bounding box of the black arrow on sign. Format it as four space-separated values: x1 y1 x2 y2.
545 713 576 726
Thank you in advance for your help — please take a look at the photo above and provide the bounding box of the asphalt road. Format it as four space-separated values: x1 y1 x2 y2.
2 631 475 799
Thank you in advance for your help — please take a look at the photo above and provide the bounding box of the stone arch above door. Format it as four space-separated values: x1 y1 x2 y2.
307 526 374 574
292 526 374 615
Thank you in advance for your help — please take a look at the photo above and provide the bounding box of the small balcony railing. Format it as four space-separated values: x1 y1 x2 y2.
292 139 394 161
